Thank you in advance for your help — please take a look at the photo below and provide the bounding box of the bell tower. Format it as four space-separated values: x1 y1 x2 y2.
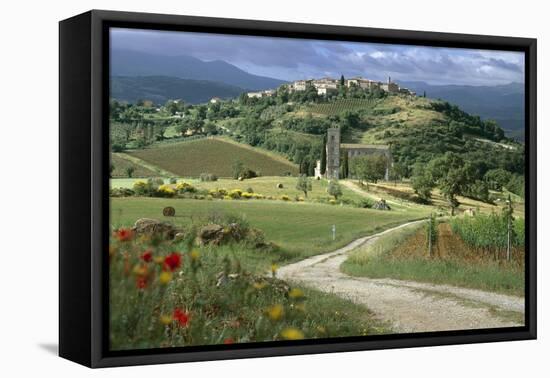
326 128 340 180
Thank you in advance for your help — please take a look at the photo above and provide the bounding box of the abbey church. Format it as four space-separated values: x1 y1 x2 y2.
314 128 392 180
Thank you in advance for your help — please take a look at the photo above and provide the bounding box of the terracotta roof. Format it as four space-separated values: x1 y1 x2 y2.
340 143 390 150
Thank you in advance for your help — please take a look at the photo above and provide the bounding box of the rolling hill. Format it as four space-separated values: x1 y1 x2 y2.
397 81 524 140
110 76 244 104
111 49 286 90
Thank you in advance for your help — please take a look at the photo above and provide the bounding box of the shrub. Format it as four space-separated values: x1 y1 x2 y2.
169 177 178 184
156 184 176 198
240 168 258 179
111 143 125 152
176 182 196 193
277 183 284 189
153 178 165 186
109 187 135 197
327 180 342 200
280 195 290 201
355 198 373 208
200 173 218 182
133 180 155 196
246 187 254 193
229 189 243 199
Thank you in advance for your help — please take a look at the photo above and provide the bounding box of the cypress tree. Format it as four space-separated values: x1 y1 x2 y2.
320 135 327 175
342 152 349 178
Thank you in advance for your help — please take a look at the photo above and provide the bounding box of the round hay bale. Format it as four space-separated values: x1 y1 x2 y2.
163 206 176 217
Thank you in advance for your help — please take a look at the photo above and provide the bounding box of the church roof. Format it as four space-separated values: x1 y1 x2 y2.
340 143 390 150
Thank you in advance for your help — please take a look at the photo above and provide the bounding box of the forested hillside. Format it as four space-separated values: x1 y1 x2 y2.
109 80 525 200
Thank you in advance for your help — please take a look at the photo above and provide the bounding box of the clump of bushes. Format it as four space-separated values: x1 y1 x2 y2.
110 187 135 197
169 177 178 184
157 184 176 198
229 189 243 199
176 182 197 193
200 173 218 182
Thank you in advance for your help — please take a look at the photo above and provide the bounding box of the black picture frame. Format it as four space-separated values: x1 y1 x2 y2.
59 9 537 368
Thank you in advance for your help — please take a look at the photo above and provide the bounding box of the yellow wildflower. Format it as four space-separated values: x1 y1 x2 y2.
288 288 304 299
253 281 267 290
154 256 164 264
270 264 278 277
190 250 200 262
266 304 284 321
160 314 173 325
159 271 172 285
280 327 304 340
132 264 147 276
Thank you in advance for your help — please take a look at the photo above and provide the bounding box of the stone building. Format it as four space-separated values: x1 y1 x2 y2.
380 77 399 93
315 127 392 180
326 128 341 179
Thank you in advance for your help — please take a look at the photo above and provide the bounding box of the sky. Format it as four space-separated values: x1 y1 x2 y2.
111 28 525 86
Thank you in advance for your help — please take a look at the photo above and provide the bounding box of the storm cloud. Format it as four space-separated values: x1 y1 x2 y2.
111 28 525 86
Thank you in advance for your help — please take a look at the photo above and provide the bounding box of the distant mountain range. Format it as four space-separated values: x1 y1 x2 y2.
111 49 286 91
398 81 525 140
110 49 524 140
111 76 244 104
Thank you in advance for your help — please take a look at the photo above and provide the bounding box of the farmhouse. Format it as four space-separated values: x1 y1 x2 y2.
315 127 392 180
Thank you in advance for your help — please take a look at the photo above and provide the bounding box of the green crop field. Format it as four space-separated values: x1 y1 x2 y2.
111 197 427 264
307 98 376 115
127 137 299 178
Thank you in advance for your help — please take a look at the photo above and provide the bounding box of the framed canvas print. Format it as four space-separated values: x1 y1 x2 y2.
59 10 537 368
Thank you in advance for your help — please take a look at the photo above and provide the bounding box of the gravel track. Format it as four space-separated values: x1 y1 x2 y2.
277 221 525 333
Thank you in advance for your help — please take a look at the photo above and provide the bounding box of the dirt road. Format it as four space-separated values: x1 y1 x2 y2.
276 221 525 333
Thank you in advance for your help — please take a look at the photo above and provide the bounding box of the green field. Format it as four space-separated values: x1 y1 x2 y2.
127 137 299 178
111 197 428 267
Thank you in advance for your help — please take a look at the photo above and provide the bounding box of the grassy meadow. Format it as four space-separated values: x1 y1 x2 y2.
111 196 428 271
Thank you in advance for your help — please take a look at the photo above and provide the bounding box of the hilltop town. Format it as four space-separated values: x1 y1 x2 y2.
247 76 415 98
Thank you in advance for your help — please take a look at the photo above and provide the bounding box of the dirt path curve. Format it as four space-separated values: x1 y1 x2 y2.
277 221 525 333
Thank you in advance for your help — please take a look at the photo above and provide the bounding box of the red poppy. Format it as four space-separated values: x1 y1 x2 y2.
141 250 153 263
136 276 148 289
115 228 133 242
163 252 182 272
173 308 190 327
223 338 235 345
